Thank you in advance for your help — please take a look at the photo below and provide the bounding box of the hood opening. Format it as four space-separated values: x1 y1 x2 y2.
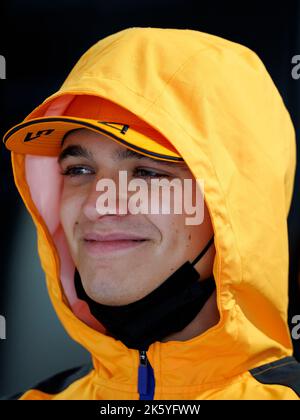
24 93 201 337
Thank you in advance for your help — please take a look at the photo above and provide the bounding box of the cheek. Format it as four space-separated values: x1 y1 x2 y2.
59 188 83 241
147 213 188 257
148 209 211 264
186 223 206 250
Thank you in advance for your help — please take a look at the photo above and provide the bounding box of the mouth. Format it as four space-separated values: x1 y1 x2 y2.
82 232 149 255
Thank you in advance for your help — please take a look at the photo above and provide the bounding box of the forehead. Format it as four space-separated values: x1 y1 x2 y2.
59 128 191 171
62 128 118 148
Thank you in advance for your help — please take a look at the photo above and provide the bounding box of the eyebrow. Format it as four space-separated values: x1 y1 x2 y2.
58 144 188 169
115 147 188 168
58 145 95 164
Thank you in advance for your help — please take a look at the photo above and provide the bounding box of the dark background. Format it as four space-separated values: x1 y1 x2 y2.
0 0 299 397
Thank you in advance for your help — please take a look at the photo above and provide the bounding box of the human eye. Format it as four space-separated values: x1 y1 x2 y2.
60 165 95 177
133 167 171 179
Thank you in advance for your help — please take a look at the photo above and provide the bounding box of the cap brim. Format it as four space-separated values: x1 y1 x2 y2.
3 116 183 162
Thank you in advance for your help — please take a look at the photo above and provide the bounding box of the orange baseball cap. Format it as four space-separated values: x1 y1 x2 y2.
3 95 183 162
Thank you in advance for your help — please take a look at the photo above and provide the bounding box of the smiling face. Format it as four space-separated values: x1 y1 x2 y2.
58 128 215 305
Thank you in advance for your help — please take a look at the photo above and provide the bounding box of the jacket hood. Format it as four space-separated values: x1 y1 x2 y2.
8 27 297 390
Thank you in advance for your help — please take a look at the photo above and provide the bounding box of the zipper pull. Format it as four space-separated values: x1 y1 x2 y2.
138 350 148 396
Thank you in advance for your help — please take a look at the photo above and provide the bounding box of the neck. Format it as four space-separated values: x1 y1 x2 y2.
160 289 219 343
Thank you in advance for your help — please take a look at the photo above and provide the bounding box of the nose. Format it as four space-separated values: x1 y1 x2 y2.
82 174 129 222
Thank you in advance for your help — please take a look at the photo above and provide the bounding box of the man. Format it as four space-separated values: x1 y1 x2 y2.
2 27 300 399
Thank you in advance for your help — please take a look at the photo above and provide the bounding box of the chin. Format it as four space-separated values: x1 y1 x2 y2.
87 285 152 306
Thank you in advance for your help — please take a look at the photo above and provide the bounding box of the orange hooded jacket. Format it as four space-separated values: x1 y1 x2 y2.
3 27 300 400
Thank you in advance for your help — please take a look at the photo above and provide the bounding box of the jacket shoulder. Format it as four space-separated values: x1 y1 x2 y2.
249 356 300 397
1 363 93 400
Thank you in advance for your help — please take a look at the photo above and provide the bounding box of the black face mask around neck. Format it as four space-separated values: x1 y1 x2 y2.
74 235 215 351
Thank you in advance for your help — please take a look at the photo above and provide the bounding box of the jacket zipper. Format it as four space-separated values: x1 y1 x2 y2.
138 350 155 400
